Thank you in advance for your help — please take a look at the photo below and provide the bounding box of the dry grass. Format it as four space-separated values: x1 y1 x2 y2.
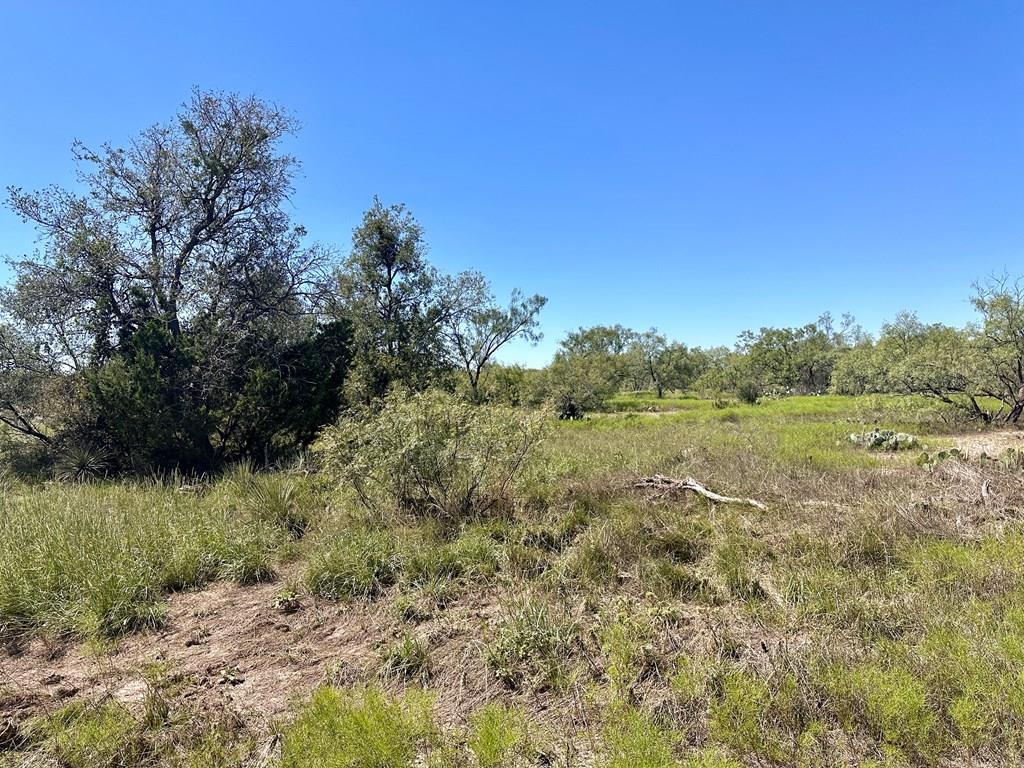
4 395 1024 766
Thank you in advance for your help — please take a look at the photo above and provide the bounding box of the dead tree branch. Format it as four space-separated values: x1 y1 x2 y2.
633 474 768 511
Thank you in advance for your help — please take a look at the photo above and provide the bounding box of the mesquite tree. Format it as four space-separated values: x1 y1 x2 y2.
2 90 346 471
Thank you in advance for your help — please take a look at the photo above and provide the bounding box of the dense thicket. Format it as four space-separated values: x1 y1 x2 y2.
0 92 547 474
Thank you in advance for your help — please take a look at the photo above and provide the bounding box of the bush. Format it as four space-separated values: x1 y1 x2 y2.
708 668 773 755
378 633 431 681
823 662 938 755
467 703 531 768
485 595 578 689
316 389 546 520
601 706 681 768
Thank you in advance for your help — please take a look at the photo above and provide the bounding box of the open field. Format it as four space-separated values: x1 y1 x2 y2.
3 395 1024 767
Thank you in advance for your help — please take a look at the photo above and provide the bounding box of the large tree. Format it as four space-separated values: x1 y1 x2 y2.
334 199 449 402
2 90 346 471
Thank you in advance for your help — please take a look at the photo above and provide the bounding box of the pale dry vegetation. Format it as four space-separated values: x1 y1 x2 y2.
3 393 1024 767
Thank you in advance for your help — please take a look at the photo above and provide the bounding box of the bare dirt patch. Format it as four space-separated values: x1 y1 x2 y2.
953 428 1024 459
1 574 509 729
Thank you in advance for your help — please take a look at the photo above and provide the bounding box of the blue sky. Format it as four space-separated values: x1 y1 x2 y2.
1 1 1021 366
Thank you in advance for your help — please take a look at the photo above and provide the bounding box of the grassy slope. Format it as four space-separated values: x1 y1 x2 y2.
2 395 1023 767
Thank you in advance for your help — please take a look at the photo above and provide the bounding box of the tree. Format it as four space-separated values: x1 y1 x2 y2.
832 312 989 419
3 89 345 471
334 199 449 402
441 271 546 401
970 276 1024 422
629 330 705 397
738 321 837 395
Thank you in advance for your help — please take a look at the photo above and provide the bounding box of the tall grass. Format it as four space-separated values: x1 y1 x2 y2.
0 477 296 637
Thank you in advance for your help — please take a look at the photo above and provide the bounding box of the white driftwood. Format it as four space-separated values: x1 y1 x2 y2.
633 474 768 512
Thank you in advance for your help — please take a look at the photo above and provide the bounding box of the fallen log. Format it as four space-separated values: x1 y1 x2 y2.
633 474 768 512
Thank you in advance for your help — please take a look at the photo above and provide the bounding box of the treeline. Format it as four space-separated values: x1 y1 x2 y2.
531 280 1024 423
2 90 1023 478
0 90 544 475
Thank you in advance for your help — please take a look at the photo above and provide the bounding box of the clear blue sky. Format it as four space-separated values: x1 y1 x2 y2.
2 1 1021 366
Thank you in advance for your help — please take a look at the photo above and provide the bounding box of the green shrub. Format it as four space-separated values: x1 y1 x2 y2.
379 633 431 681
824 662 938 754
280 686 434 768
601 706 680 768
708 668 773 756
305 529 398 599
467 703 531 768
237 472 312 538
485 596 578 689
315 389 546 520
683 749 743 768
601 610 655 701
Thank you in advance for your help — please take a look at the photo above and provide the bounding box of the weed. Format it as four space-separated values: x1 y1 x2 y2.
379 633 431 681
485 595 578 689
708 667 773 756
600 705 680 768
467 702 531 768
280 685 434 768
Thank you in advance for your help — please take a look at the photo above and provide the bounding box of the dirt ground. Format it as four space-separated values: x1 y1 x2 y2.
953 428 1024 459
1 573 511 730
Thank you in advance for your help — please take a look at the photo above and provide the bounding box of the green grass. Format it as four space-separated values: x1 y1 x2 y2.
280 686 435 768
6 392 1024 766
0 478 296 637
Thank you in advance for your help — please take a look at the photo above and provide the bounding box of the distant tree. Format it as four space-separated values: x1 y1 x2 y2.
3 89 345 471
738 321 837 395
631 330 705 397
832 312 989 419
441 271 546 402
969 276 1024 422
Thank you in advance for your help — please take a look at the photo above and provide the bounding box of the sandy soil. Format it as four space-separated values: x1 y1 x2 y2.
1 575 507 729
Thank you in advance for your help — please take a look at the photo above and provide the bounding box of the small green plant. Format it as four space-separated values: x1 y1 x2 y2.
999 447 1024 470
274 583 303 613
601 705 680 768
241 473 312 538
683 748 743 768
601 608 656 701
714 540 764 600
44 701 142 768
485 595 578 689
823 662 938 756
467 702 531 768
402 526 500 586
280 685 435 768
670 656 712 704
379 633 431 681
915 448 965 471
53 444 111 483
708 668 773 756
